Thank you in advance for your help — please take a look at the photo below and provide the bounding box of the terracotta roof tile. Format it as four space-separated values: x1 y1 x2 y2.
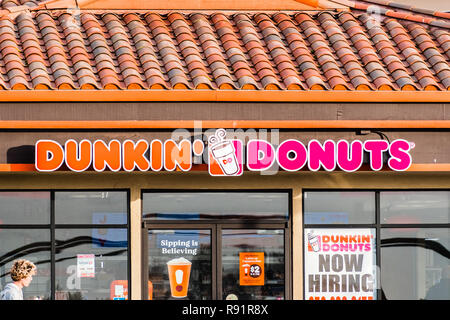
337 0 450 29
0 7 446 91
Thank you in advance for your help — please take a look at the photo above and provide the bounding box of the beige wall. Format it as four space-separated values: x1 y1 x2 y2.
2 170 450 300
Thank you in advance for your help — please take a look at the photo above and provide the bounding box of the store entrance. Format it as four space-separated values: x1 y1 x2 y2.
143 222 289 300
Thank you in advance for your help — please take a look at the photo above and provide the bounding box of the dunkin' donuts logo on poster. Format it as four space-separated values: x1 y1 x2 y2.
307 232 373 253
35 128 414 174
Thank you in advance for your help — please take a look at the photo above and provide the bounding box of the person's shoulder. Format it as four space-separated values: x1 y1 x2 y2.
3 283 18 291
0 283 12 293
0 283 21 300
0 284 10 300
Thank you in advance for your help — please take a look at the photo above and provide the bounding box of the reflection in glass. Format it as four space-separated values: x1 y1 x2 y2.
0 229 51 300
148 230 211 300
143 192 288 220
222 229 284 300
55 191 127 225
0 192 50 224
381 191 450 224
304 192 375 224
381 228 449 300
55 229 128 300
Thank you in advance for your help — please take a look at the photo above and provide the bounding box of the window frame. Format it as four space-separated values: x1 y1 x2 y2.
141 189 292 300
141 189 291 223
0 189 131 300
303 188 450 300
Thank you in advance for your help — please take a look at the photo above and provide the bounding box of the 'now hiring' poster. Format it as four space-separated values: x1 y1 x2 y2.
304 228 377 300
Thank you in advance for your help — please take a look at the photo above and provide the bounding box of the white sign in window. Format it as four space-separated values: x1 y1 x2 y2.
77 254 95 278
304 228 377 300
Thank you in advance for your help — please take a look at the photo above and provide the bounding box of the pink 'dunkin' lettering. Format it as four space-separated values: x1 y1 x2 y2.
247 140 275 171
308 140 336 171
388 139 412 171
364 140 389 171
337 140 363 172
276 139 307 171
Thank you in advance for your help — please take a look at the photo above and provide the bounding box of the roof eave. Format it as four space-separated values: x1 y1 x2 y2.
0 90 448 102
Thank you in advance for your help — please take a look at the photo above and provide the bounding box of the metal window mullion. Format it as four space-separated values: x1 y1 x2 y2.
375 191 382 301
142 226 148 300
285 223 291 300
50 191 55 301
304 224 377 229
380 224 450 228
0 224 51 228
212 224 217 300
288 189 293 300
127 189 131 300
216 224 222 300
53 224 128 228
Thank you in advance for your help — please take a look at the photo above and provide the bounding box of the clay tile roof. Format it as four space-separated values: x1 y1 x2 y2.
335 0 450 28
0 0 447 92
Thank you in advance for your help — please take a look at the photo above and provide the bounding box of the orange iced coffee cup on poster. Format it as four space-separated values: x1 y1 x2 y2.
167 257 192 298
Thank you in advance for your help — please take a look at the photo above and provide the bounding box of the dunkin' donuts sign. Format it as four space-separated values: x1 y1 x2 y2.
35 129 413 175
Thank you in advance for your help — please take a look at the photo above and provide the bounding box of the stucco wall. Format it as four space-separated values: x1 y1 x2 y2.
1 170 449 299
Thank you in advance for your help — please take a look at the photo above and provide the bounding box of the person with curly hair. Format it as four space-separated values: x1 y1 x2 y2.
0 259 37 300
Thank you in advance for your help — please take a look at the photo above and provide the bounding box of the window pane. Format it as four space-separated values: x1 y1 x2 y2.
222 229 285 300
55 191 127 225
0 192 50 224
55 229 128 300
381 191 450 224
304 192 375 224
148 229 212 300
143 192 288 220
381 228 449 300
0 229 51 300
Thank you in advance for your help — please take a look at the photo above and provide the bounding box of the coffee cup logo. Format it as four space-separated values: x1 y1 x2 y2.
167 257 192 298
308 233 321 252
208 129 242 176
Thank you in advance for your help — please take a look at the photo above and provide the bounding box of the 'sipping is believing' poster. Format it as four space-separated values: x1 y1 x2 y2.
304 228 377 300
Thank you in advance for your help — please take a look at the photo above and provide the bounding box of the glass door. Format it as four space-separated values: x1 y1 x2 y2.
144 225 216 300
220 228 286 300
142 190 290 300
144 223 290 300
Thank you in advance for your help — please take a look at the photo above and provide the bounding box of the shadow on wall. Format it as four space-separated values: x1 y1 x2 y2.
7 145 35 164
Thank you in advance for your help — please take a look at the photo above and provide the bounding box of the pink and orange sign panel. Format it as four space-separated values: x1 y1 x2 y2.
35 129 414 174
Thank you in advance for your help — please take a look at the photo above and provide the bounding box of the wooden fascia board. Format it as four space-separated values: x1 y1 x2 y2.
1 164 449 172
0 90 448 103
1 120 450 129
